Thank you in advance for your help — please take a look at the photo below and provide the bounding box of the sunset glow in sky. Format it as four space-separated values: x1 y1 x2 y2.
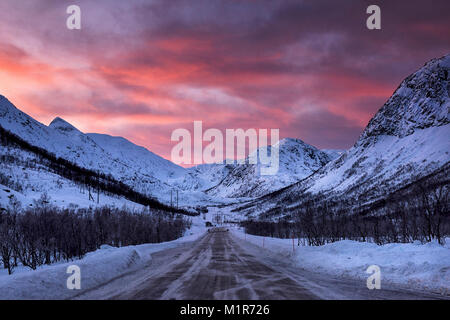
0 0 449 161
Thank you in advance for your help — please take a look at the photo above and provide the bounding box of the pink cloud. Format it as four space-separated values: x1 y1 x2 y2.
0 0 448 162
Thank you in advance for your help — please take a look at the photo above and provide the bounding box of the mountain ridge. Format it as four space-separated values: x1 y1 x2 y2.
3 54 447 212
0 95 337 206
235 54 450 219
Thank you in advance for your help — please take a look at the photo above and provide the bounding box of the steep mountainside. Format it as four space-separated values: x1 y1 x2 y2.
237 54 450 218
87 133 185 181
202 138 335 198
0 125 195 214
0 97 184 203
5 55 446 211
321 149 344 159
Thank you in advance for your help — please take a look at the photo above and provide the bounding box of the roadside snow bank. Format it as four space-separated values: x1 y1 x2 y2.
0 230 205 300
233 230 450 295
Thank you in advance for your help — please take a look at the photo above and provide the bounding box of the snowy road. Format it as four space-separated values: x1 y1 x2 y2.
74 231 447 300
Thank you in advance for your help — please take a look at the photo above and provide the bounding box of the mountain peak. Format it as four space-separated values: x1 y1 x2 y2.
49 117 80 133
0 94 18 114
358 54 450 145
277 137 305 146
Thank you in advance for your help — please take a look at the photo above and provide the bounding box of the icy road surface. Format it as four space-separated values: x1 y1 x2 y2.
74 231 447 300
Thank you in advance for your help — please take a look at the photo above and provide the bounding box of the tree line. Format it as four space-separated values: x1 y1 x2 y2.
241 177 449 246
0 198 192 275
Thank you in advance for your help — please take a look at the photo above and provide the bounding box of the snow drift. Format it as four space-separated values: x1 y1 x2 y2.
233 230 450 295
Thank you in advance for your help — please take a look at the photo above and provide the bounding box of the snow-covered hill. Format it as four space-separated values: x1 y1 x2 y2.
4 55 446 212
199 138 335 198
321 149 344 160
0 144 145 211
0 97 186 205
1 94 339 207
237 54 450 218
0 100 113 173
86 133 185 181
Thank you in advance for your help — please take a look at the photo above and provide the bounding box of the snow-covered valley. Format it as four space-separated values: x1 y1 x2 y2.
0 54 449 300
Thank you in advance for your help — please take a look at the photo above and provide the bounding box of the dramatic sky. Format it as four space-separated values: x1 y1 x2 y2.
0 0 449 162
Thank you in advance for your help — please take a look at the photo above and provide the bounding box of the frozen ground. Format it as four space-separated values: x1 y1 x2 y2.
232 229 450 295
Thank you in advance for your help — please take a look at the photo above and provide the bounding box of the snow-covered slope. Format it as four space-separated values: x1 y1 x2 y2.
0 144 145 210
194 138 334 198
169 138 336 199
239 54 450 217
1 94 338 205
0 100 113 173
232 230 450 295
8 52 446 210
321 149 345 160
86 133 185 181
308 54 450 196
0 97 186 204
360 55 450 140
174 162 236 193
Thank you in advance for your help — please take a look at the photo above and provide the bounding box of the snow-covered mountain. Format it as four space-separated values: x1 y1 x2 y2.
321 149 345 160
237 54 450 218
0 97 111 172
6 54 445 212
86 133 185 182
0 97 187 205
197 138 335 198
1 94 338 207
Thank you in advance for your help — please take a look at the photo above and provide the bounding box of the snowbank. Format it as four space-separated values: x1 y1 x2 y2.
233 229 450 295
0 229 205 300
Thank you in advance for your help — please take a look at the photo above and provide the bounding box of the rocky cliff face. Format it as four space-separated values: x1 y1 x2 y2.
359 54 449 143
